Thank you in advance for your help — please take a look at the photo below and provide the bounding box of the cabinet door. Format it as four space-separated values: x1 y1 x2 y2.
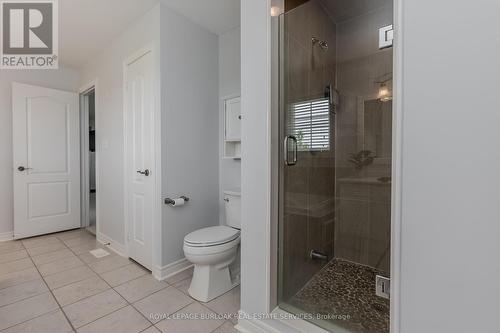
225 97 241 141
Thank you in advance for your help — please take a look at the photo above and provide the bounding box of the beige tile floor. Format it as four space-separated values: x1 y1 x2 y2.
0 229 240 333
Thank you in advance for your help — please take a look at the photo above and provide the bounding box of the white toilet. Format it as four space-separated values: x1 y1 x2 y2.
183 190 241 302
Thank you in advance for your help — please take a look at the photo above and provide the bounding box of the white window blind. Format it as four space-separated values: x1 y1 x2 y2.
289 98 331 151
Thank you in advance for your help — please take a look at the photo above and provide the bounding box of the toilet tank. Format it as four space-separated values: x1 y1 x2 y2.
224 190 241 229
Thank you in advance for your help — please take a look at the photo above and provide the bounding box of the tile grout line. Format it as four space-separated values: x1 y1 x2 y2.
42 267 99 291
57 232 132 330
0 238 75 332
59 231 201 330
0 232 90 329
29 248 76 266
0 279 49 309
139 276 235 330
61 231 157 331
55 230 170 330
0 242 60 332
0 308 69 332
128 272 238 330
4 230 238 333
25 238 78 333
0 249 29 265
48 275 111 308
149 300 196 330
210 320 229 333
61 231 162 330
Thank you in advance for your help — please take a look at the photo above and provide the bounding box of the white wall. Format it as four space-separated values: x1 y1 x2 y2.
79 5 160 246
78 2 221 272
398 0 500 332
219 27 241 224
0 67 80 236
240 0 273 316
160 4 220 266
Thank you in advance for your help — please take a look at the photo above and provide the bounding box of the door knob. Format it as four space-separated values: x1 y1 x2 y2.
17 166 32 171
136 169 150 176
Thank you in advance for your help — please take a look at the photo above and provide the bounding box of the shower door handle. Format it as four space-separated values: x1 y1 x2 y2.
284 135 297 166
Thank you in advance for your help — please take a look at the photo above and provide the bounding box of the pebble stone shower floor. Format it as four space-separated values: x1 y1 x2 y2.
0 228 240 333
290 258 390 333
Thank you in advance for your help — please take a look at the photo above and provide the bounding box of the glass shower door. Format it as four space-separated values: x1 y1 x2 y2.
278 1 393 332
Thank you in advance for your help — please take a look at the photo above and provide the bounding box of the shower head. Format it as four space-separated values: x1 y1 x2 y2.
312 37 328 50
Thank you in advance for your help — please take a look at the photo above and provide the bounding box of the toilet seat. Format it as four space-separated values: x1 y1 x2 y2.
184 226 240 247
184 236 240 256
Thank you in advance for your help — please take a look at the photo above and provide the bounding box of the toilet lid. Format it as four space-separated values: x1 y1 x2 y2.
184 226 240 247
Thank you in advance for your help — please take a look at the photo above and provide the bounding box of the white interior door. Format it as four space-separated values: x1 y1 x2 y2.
125 50 154 270
13 83 80 239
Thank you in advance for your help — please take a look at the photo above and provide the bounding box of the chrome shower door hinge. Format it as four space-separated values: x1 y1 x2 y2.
379 25 394 49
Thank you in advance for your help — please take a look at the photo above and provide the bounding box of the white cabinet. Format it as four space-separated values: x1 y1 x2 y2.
225 97 241 141
224 97 241 159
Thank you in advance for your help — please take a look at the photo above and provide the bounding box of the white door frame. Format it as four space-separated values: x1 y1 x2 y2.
389 0 403 331
123 44 162 275
79 80 99 235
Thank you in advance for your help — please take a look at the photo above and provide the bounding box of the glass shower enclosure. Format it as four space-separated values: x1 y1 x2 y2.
277 1 394 332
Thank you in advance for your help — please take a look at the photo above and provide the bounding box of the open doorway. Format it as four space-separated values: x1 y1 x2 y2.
80 86 98 236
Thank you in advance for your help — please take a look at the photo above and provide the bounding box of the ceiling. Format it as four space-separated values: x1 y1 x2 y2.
59 0 159 68
59 0 240 69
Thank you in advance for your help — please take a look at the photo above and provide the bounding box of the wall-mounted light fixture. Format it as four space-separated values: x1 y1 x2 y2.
375 74 393 102
378 83 391 102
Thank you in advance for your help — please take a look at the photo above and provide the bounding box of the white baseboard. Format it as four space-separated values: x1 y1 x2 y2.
0 231 14 242
152 258 192 281
96 232 127 257
235 317 271 333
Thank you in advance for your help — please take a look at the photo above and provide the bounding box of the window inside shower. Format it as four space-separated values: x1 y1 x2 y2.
277 0 394 332
289 98 331 151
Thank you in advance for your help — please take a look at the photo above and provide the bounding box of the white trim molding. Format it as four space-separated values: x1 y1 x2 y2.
389 0 403 332
78 79 100 237
0 231 14 242
97 232 127 257
152 258 193 281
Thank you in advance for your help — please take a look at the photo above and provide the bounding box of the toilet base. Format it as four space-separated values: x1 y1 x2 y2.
188 264 239 302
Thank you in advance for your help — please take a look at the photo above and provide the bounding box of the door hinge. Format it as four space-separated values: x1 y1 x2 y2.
379 25 394 49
